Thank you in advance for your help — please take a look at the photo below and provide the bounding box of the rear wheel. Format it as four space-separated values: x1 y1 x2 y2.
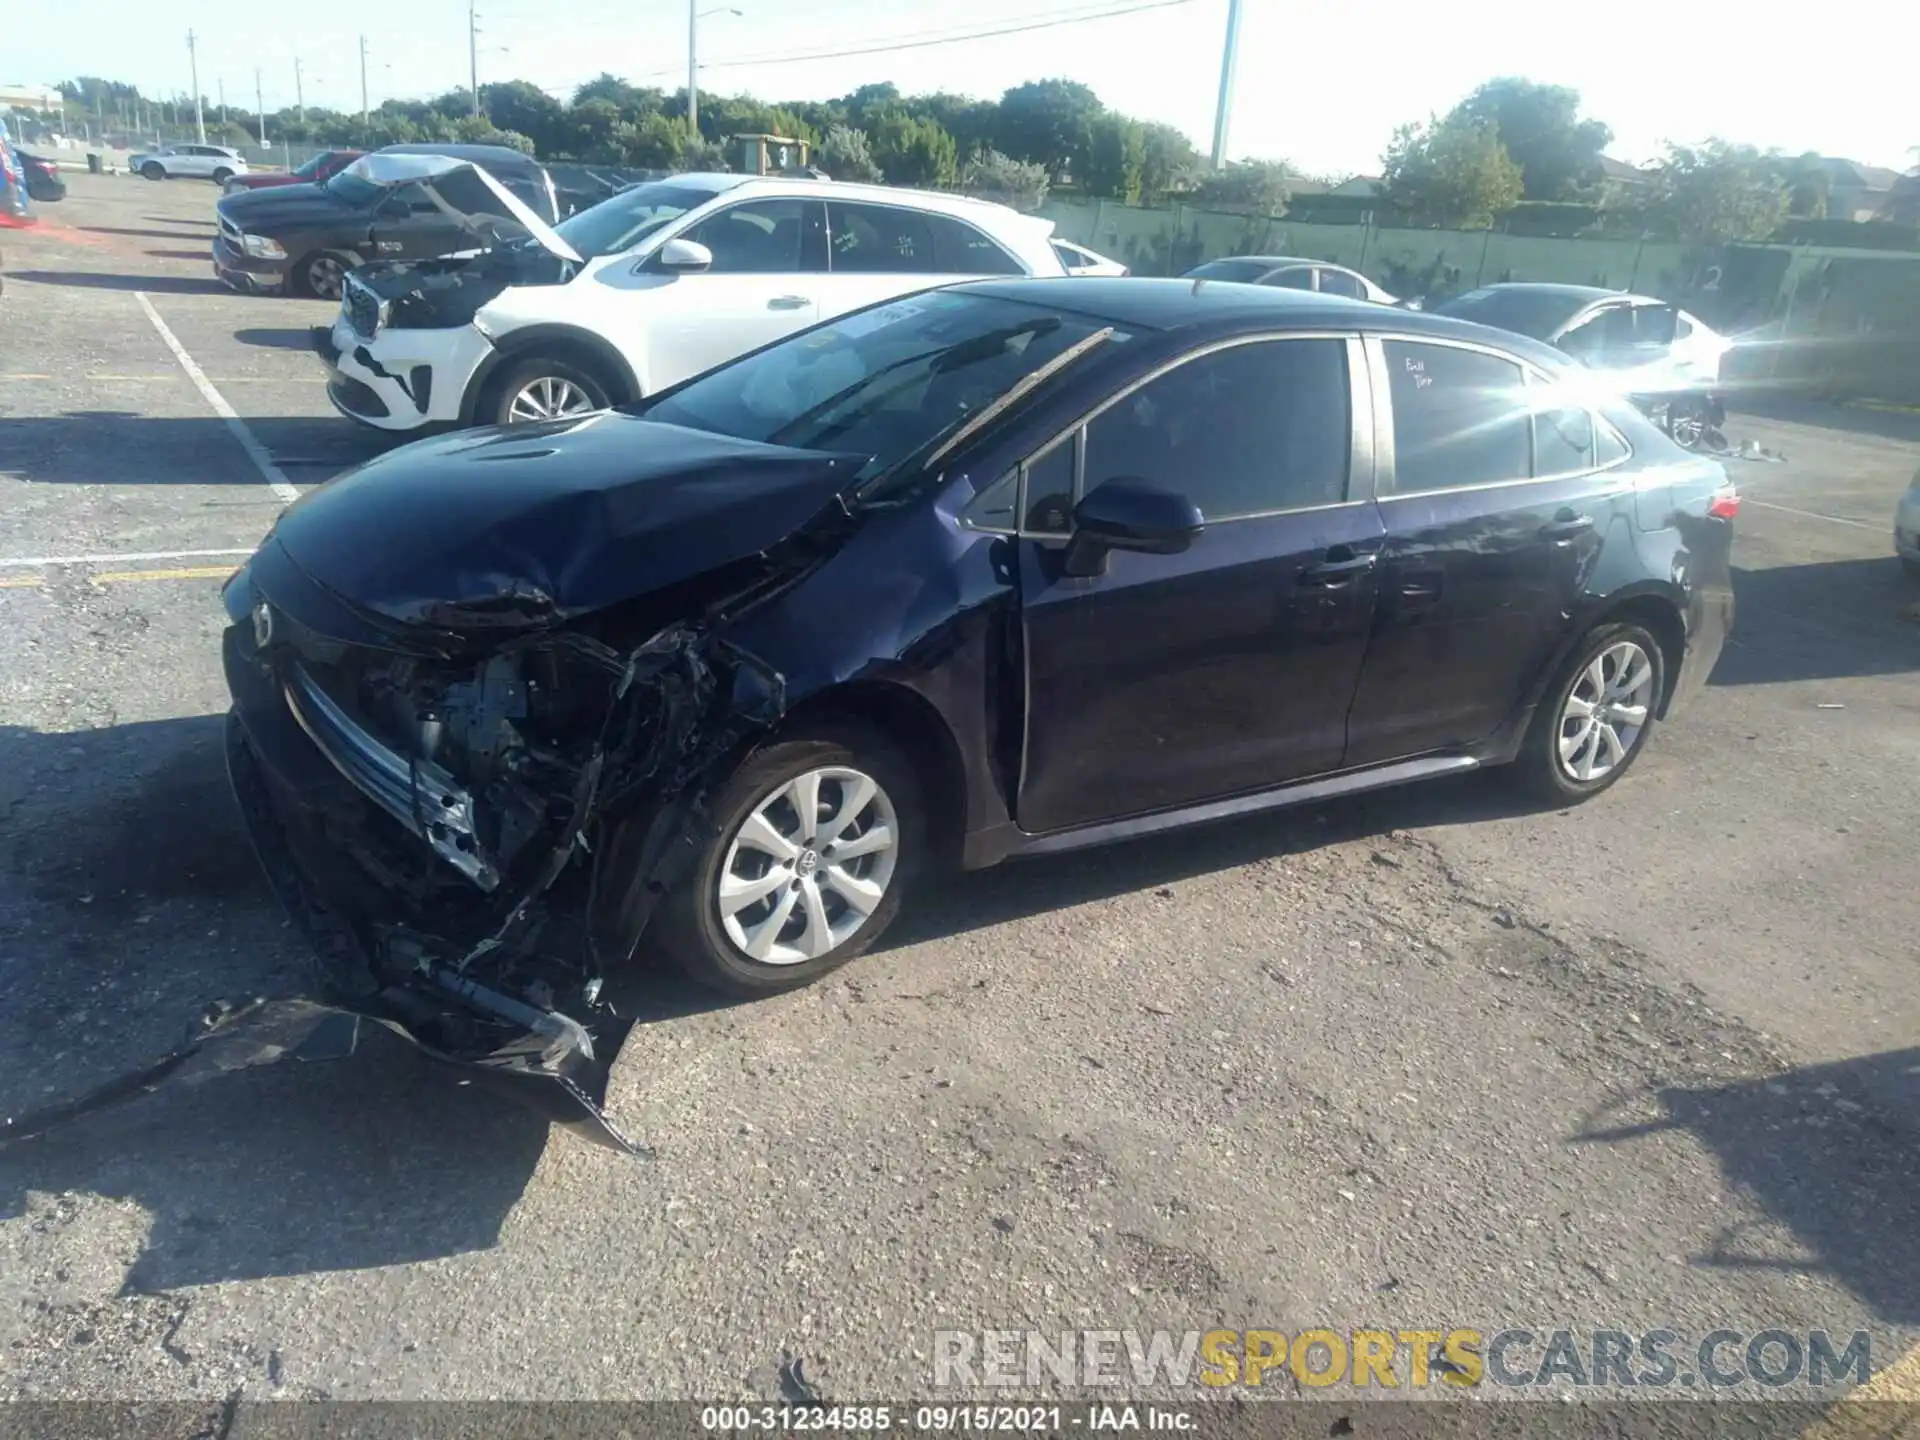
652 724 925 996
211 167 235 184
294 252 349 301
1513 622 1665 804
141 161 165 181
489 356 611 425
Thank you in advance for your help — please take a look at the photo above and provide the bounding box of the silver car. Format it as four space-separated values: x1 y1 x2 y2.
128 144 248 183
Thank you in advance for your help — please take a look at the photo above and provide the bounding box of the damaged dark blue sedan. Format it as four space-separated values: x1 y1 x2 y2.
221 278 1736 1146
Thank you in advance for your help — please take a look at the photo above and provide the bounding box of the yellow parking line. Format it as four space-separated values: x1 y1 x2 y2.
92 565 239 584
0 565 237 590
1800 1340 1920 1439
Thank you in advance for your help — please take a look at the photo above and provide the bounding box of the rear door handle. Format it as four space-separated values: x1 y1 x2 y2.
767 295 811 310
1541 510 1595 541
1298 549 1379 587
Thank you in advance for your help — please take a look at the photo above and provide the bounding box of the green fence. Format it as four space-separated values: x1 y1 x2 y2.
1040 198 1920 406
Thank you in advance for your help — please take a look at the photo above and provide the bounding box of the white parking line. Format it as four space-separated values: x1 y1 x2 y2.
134 291 301 504
1743 498 1882 531
0 547 257 570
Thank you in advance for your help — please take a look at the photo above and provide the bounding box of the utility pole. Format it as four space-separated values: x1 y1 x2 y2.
359 35 370 126
686 0 699 142
218 78 227 124
255 68 267 145
187 29 206 143
469 0 482 117
1208 0 1241 169
294 57 305 122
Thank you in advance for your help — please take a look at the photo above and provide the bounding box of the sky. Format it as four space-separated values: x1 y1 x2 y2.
11 0 1915 177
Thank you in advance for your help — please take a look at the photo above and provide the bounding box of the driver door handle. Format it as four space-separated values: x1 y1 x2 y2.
1298 547 1380 587
767 295 811 310
1541 509 1595 541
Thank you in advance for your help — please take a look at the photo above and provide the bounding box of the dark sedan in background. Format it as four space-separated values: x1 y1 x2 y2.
15 150 65 202
221 278 1737 1145
222 148 365 196
213 144 562 299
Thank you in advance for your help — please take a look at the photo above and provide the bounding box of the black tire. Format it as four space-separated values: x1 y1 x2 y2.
141 161 165 181
294 251 351 301
211 167 235 184
486 356 613 426
1512 621 1666 805
652 722 926 997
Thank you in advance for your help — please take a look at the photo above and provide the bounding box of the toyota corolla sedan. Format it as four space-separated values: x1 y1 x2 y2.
222 278 1736 1144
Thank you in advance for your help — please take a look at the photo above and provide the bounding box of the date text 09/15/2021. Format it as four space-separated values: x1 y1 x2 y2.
700 1406 1194 1433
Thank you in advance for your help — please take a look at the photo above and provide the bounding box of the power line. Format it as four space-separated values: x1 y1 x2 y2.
637 0 1197 79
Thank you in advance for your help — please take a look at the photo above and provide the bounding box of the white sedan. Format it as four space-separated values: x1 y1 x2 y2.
1051 239 1129 276
128 145 249 183
1897 465 1920 579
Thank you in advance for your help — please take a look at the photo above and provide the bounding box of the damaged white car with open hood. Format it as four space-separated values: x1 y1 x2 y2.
313 171 1071 432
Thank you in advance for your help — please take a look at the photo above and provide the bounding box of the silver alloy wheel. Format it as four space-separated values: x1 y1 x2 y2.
1557 639 1655 782
716 765 900 965
506 376 596 423
306 256 345 300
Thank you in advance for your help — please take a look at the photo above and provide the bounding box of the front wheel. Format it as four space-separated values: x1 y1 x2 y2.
141 161 165 181
488 357 610 425
652 724 925 996
294 251 349 300
1512 622 1666 804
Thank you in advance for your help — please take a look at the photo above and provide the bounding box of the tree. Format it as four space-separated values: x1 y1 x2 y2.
962 149 1048 211
818 124 882 183
917 93 999 161
870 113 958 188
1193 158 1295 215
1451 77 1611 201
619 114 688 169
993 79 1101 179
1138 122 1202 205
482 80 566 156
1085 114 1145 202
1777 151 1830 218
1380 114 1523 227
1649 140 1790 240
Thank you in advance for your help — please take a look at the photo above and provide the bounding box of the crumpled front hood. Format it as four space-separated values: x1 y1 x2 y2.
268 414 867 631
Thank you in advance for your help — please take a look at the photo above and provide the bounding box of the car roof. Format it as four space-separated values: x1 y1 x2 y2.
378 143 546 173
1463 282 1628 303
952 277 1571 358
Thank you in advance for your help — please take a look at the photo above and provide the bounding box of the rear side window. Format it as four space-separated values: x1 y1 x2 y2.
1532 404 1595 476
1594 416 1631 466
827 202 1021 275
1264 267 1315 291
1384 340 1531 493
1317 268 1366 299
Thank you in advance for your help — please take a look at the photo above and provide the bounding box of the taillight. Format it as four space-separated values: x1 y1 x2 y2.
1708 489 1740 520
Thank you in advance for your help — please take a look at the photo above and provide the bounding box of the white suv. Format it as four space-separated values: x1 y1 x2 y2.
129 145 248 183
315 171 1071 432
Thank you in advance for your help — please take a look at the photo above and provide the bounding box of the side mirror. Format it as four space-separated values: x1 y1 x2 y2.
1063 478 1204 578
657 237 714 272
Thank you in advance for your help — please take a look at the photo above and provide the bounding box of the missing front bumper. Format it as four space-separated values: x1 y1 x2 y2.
223 706 645 1156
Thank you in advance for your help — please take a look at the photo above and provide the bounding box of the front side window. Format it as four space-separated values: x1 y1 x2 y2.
1384 340 1531 493
1264 267 1316 291
683 198 821 273
644 291 1120 491
1080 338 1351 522
1187 258 1274 284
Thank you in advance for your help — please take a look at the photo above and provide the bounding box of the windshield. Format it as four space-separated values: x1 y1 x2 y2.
292 152 330 180
644 291 1120 495
324 168 384 207
1434 287 1594 340
1187 258 1278 283
554 180 726 259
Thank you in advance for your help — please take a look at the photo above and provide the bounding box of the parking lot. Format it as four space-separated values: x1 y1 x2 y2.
2 171 1918 1406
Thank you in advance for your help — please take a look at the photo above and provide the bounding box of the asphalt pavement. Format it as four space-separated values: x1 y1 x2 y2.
0 174 1916 1410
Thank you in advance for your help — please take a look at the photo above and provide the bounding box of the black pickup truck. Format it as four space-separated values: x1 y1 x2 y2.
212 143 562 300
